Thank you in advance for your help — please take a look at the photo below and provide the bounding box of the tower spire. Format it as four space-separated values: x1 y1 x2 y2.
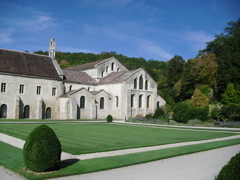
49 38 56 59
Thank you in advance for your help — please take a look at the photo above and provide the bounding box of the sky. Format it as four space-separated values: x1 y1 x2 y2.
0 0 239 61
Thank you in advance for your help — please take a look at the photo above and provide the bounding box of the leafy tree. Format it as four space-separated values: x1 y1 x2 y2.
190 89 209 107
200 19 240 97
166 55 185 88
190 53 218 85
221 83 240 105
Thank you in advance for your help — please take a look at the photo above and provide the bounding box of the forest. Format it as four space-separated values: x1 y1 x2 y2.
35 19 240 123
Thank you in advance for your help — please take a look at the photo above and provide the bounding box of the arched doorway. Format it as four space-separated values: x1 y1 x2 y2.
24 105 30 119
0 104 7 118
46 107 51 119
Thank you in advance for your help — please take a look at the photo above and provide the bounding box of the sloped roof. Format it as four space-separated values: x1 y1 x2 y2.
64 59 106 71
62 69 97 85
98 69 140 84
0 49 61 80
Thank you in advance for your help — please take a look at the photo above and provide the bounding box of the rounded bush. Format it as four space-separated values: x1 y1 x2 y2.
106 115 113 122
23 124 62 172
215 151 240 180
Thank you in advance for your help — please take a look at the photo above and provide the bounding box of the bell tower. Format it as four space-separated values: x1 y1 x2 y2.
49 38 56 59
48 38 64 79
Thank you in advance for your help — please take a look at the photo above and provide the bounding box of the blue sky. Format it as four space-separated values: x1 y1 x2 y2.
0 0 239 61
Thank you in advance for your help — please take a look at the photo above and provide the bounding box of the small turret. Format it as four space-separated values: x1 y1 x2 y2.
48 38 64 79
49 38 56 59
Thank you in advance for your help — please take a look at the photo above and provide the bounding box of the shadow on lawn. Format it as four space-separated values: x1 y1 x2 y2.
58 158 80 169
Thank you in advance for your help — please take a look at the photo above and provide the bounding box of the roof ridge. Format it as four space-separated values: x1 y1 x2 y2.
0 48 49 58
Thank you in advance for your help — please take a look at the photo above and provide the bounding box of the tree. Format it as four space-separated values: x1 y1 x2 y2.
200 19 240 98
166 55 185 88
221 83 240 105
190 53 218 85
190 89 209 107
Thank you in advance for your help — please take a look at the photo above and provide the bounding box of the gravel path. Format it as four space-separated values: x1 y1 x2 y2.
51 144 240 180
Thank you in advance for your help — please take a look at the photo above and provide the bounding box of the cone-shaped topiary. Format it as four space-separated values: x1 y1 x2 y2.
106 115 113 122
23 124 62 172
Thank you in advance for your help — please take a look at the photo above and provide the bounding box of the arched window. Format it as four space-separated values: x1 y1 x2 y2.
139 95 142 108
102 71 104 77
145 80 148 90
157 101 160 108
147 95 150 108
24 105 30 119
80 96 85 109
46 107 51 119
131 94 135 108
134 78 137 89
69 85 72 91
111 62 114 71
0 104 7 118
106 66 109 72
139 75 143 89
100 97 104 109
116 96 119 107
117 68 120 71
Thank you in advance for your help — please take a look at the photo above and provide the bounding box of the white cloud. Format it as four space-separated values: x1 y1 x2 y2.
19 14 57 31
58 46 98 54
0 32 13 44
181 30 214 51
107 30 173 60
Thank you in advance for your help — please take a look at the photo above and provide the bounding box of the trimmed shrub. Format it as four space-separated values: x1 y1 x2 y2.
153 107 165 119
173 102 209 123
188 119 202 126
215 151 240 180
23 124 61 172
145 113 153 119
106 115 113 122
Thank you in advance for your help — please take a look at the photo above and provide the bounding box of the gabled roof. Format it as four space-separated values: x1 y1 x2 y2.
62 69 97 85
98 69 141 84
0 49 61 80
64 59 106 71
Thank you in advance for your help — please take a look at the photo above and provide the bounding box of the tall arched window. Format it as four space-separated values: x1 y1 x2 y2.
145 80 148 90
131 94 135 108
139 75 143 89
139 95 142 108
147 95 150 108
102 71 104 77
157 101 160 108
0 104 7 118
24 105 30 119
116 96 119 107
69 85 72 91
46 107 51 119
80 96 85 109
134 78 137 89
106 66 109 72
100 97 104 109
111 62 114 71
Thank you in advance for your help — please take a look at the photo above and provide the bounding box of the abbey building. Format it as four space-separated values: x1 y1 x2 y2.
0 39 165 120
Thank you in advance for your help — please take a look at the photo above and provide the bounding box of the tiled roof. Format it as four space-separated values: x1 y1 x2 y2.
64 59 106 71
59 90 75 98
0 49 61 80
98 69 139 84
62 69 97 85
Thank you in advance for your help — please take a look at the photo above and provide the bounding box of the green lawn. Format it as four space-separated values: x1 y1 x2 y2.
0 122 240 180
0 122 238 154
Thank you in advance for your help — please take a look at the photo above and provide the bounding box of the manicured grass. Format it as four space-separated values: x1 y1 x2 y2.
1 139 240 180
0 123 238 155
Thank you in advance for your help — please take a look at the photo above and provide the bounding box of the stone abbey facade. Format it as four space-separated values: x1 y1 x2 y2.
0 39 165 120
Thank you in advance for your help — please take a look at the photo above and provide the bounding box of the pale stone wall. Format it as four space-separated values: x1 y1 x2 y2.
0 74 63 119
